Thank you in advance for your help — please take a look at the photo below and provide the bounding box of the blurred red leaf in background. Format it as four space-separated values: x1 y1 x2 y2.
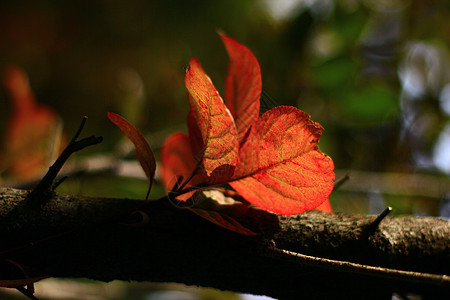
2 65 64 181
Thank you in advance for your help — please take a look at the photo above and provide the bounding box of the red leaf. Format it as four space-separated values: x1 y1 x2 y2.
108 112 156 187
2 65 64 180
315 199 333 213
160 132 205 201
185 58 239 183
161 35 335 216
187 208 258 236
230 106 335 215
186 189 259 236
160 132 196 190
220 32 261 144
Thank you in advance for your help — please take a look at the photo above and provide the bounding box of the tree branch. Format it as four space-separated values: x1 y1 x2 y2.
26 117 102 205
0 187 449 299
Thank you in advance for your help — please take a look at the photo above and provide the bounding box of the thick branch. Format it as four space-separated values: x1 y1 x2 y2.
0 187 449 299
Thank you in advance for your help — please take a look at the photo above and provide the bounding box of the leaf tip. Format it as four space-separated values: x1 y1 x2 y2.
107 111 119 122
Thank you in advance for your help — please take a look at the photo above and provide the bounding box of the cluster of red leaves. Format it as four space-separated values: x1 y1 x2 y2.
1 65 64 181
109 33 335 223
162 33 335 215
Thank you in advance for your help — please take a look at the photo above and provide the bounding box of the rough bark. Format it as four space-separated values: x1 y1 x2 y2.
0 187 449 299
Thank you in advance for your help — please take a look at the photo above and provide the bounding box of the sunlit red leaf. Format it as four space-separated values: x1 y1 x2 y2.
220 32 261 144
185 58 239 183
108 112 156 187
2 65 63 180
230 106 335 215
160 132 205 201
161 35 335 216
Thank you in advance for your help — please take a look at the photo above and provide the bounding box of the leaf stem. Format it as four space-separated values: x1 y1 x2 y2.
176 159 203 192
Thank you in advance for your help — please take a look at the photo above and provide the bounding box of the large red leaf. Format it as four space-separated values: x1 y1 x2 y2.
220 33 261 144
230 106 335 215
108 112 156 187
2 65 63 180
160 132 206 201
185 58 239 183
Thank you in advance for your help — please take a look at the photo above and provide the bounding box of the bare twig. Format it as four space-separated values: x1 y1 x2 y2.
333 173 350 191
16 286 40 300
27 117 102 204
263 243 450 289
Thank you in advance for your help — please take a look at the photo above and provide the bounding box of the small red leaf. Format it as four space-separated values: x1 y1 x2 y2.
220 32 261 144
160 132 205 201
186 190 259 236
315 199 333 213
185 58 239 183
187 208 258 236
230 106 335 215
160 132 196 190
108 112 156 188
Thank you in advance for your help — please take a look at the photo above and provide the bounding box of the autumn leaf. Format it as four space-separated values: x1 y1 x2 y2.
315 199 333 213
108 112 156 198
185 189 280 235
160 132 205 201
2 65 64 181
229 106 335 215
186 189 259 236
161 34 260 192
187 207 258 236
160 132 196 191
220 32 261 143
185 57 239 183
161 34 335 216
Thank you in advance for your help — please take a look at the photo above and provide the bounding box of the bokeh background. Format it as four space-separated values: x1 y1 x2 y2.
1 0 449 299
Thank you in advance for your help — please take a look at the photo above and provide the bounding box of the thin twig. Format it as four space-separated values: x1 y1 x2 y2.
333 173 350 191
176 160 202 192
52 176 68 191
16 286 40 300
171 176 184 193
371 207 393 229
264 244 450 289
27 117 102 205
70 116 88 144
362 206 393 237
